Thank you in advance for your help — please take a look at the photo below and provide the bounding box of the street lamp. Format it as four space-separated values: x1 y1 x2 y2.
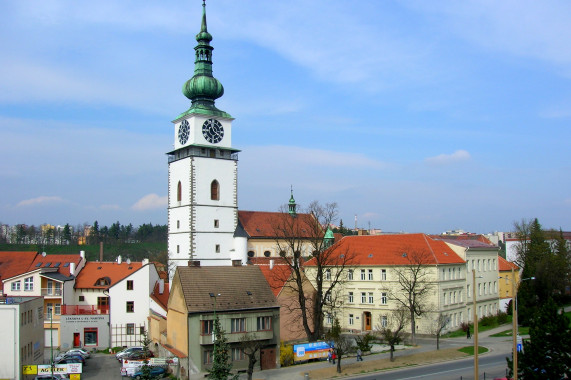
209 293 221 340
472 270 484 380
511 269 535 380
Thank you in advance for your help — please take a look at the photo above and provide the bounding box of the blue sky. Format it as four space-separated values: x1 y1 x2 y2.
1 0 569 234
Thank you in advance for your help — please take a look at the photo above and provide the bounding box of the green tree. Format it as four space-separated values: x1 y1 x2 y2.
89 221 100 245
507 298 571 379
208 318 237 380
136 331 154 380
63 223 72 244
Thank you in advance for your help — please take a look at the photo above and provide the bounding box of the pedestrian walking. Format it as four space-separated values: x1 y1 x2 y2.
466 327 471 339
327 350 332 363
356 348 363 361
332 350 336 364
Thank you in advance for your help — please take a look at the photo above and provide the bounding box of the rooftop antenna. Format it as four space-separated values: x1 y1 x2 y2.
354 214 357 230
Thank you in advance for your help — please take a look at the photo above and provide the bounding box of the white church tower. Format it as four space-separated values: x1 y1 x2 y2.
167 2 242 271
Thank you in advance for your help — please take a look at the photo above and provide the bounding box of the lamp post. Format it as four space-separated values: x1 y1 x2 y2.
511 270 535 380
473 269 478 380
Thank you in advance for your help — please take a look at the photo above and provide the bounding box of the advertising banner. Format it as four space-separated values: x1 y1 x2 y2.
293 341 331 362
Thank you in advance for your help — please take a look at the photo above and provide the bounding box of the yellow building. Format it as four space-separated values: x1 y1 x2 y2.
498 256 520 312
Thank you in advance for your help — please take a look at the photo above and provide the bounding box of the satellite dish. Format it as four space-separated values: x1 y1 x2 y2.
126 258 131 264
42 252 47 257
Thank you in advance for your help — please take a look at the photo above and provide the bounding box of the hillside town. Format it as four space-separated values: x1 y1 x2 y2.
2 2 570 380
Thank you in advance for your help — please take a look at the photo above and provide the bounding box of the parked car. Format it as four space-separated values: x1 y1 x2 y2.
34 375 69 380
54 353 86 365
130 366 166 379
66 348 90 358
116 346 143 361
54 356 86 366
124 350 154 361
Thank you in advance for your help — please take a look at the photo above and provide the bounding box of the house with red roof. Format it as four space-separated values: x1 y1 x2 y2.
304 233 467 335
65 257 160 349
2 251 86 350
251 257 316 342
238 210 321 260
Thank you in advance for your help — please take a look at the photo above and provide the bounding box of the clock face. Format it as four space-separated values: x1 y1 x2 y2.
202 119 224 144
178 120 190 145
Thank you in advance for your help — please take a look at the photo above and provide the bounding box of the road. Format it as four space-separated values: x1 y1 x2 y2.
346 353 509 380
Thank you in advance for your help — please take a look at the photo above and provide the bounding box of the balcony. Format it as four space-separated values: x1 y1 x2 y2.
61 305 109 315
41 288 63 297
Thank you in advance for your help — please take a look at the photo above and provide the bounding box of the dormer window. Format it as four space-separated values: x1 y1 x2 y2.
95 277 111 286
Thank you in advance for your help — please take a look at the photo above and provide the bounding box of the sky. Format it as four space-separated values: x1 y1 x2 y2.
1 0 570 234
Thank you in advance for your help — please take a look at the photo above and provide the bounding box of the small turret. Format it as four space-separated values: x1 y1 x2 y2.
288 186 297 217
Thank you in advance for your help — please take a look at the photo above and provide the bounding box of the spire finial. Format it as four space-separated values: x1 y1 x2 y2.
288 186 297 217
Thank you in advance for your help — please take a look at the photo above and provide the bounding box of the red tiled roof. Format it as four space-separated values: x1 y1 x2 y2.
238 210 317 238
151 281 170 310
29 254 84 276
0 251 38 282
498 256 519 271
249 257 293 297
162 344 186 358
306 234 465 266
74 261 143 289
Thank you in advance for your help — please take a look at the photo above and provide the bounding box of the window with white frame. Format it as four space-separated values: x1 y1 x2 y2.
494 281 497 293
232 348 245 361
442 268 446 280
126 323 135 335
368 292 374 304
325 293 332 302
381 269 386 281
360 270 366 280
348 292 354 303
449 291 453 303
24 277 33 291
489 282 492 294
483 283 486 294
381 292 387 305
361 292 366 303
478 283 481 295
257 316 271 331
325 269 331 281
55 303 61 315
381 315 388 328
348 269 353 280
231 318 246 333
368 269 373 280
11 281 21 291
349 314 354 325
443 293 447 305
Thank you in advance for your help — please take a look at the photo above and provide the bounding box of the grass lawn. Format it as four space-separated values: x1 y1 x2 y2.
443 315 513 338
458 346 489 355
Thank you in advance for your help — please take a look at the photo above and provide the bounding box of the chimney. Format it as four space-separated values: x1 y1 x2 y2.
80 250 85 259
158 279 164 294
193 261 201 267
99 242 103 262
142 258 149 266
270 259 274 270
117 255 122 265
70 262 76 276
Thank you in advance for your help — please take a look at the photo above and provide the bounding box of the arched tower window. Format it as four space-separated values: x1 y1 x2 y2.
211 180 220 200
177 181 182 202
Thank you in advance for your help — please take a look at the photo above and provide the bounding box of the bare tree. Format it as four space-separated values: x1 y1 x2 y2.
269 201 353 342
239 334 264 380
390 248 433 345
432 313 450 350
326 318 354 373
376 307 409 362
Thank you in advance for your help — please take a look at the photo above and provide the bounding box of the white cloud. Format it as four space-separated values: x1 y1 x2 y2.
425 150 471 165
16 196 64 207
131 194 167 211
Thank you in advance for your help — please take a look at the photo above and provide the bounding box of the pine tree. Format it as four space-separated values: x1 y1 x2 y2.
208 318 237 380
507 298 571 379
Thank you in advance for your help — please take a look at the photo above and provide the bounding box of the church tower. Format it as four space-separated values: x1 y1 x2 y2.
167 1 240 271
